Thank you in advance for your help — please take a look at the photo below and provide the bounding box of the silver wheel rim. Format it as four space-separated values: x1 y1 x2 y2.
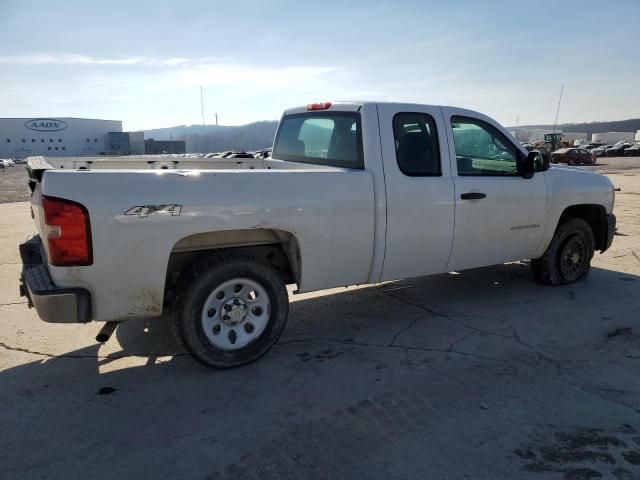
201 277 271 350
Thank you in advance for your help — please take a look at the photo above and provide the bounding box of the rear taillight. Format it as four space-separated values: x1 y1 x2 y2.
42 196 92 266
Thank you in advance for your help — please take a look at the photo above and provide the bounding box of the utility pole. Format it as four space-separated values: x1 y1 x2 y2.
552 85 564 134
200 87 205 125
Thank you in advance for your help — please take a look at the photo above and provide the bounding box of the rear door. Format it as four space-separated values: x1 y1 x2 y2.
442 108 548 272
377 103 455 281
569 149 580 163
579 149 591 164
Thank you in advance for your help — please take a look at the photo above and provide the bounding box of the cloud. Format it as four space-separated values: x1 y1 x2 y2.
0 53 194 66
171 63 336 90
0 52 344 127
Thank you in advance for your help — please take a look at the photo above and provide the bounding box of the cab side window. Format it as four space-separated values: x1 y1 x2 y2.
451 116 518 176
393 113 441 176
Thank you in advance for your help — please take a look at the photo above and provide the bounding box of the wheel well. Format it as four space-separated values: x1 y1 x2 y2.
558 204 607 251
163 229 301 304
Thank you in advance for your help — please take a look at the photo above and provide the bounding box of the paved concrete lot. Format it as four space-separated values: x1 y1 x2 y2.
1 167 640 479
0 165 30 204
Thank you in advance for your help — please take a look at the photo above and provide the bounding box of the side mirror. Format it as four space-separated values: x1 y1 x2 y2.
517 151 536 179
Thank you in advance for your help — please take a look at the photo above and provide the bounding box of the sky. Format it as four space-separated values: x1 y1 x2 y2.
1 0 639 130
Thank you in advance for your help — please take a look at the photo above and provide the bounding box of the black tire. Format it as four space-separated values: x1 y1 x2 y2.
531 217 595 286
173 254 289 368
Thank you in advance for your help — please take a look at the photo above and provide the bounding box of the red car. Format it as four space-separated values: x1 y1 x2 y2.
551 148 596 166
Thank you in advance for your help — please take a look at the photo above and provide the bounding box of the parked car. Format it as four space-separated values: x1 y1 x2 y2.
1 159 15 167
623 144 640 157
605 143 632 157
20 101 616 368
226 152 256 159
551 148 596 165
254 149 272 159
592 145 612 157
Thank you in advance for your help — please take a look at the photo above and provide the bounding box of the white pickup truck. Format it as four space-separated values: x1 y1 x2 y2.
20 101 616 368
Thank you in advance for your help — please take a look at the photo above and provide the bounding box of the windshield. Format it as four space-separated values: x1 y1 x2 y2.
272 112 363 168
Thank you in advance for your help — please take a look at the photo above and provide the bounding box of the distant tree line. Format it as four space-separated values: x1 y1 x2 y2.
144 117 640 154
143 121 279 153
512 118 640 135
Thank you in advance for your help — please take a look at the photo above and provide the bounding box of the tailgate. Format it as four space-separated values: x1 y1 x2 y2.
25 156 52 240
26 156 53 193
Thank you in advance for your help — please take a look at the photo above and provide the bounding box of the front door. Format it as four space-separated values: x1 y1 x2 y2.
377 103 455 281
442 108 548 272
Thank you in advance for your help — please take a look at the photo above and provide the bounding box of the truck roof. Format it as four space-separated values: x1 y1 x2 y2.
283 101 365 114
283 101 484 117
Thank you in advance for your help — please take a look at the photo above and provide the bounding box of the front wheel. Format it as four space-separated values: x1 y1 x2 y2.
173 254 289 368
531 217 595 285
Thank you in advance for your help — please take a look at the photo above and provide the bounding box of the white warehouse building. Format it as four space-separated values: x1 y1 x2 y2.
0 117 123 159
591 131 636 145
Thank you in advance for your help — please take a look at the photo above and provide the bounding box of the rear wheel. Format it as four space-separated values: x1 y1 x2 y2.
531 217 595 285
173 254 289 368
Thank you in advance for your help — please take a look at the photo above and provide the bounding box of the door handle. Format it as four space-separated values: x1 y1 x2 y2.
460 192 486 200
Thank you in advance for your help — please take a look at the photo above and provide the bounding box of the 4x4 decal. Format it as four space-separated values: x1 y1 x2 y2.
124 204 182 218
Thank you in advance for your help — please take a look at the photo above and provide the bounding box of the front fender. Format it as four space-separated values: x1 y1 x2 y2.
535 167 614 257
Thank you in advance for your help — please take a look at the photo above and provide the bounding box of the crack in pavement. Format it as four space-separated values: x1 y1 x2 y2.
509 324 561 369
0 342 187 360
376 288 513 340
447 331 476 352
374 288 565 369
564 382 640 415
276 287 563 368
388 315 423 347
386 313 481 353
280 288 504 361
0 301 28 306
595 387 640 395
275 337 506 362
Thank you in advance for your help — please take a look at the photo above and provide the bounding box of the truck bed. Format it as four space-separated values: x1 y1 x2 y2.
29 155 330 173
26 154 376 320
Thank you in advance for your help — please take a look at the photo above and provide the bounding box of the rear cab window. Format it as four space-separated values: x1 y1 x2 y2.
272 112 364 169
393 112 441 176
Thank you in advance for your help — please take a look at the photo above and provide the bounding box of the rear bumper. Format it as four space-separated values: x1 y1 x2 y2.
602 213 616 253
18 236 91 323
